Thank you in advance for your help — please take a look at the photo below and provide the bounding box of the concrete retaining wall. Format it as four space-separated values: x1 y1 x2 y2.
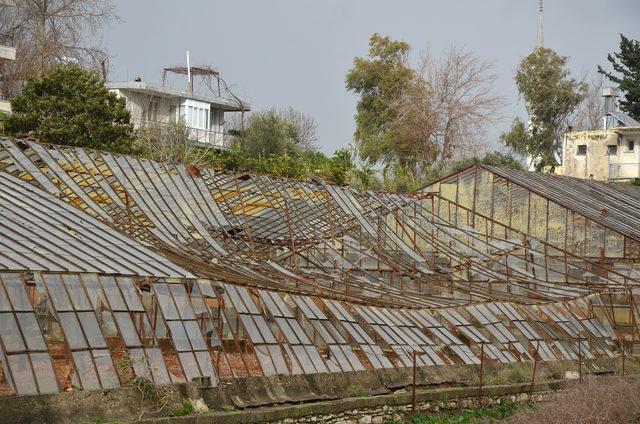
0 357 631 423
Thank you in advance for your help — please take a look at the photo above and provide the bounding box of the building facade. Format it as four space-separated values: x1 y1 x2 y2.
557 88 640 181
108 80 248 147
0 0 16 113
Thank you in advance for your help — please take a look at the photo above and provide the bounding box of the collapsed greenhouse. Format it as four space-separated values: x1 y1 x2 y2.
0 136 638 397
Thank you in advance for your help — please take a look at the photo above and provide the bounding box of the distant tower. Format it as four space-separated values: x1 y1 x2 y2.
527 0 545 171
535 0 544 48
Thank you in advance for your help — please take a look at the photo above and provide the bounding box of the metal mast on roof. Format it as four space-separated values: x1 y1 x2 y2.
186 50 192 92
161 57 249 129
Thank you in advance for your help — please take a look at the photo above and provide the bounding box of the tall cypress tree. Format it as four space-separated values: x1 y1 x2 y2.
598 34 640 120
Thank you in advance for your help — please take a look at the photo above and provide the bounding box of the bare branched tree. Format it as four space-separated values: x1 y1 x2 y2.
571 76 605 131
225 106 319 152
393 46 505 169
133 120 211 165
0 0 116 98
280 107 319 152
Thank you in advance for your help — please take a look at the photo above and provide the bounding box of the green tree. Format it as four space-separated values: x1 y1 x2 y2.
500 48 585 170
346 33 417 168
232 110 302 158
598 34 640 120
227 108 356 184
2 66 133 153
304 148 355 186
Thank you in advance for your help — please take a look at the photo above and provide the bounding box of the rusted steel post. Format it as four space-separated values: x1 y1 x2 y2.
622 340 626 377
531 339 540 393
412 349 417 413
578 337 582 382
479 343 484 405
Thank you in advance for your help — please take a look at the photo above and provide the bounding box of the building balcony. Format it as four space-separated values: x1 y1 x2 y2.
608 163 640 181
132 119 232 149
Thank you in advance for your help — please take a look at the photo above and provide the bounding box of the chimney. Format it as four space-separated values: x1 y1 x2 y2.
603 87 619 114
602 87 619 129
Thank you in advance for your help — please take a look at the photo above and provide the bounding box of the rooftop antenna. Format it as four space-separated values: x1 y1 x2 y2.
186 50 192 92
535 0 544 49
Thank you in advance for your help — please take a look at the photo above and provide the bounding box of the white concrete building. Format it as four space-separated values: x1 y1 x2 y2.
0 0 17 113
107 80 248 147
556 88 640 181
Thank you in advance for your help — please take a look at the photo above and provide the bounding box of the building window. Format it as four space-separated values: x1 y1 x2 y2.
628 140 635 152
577 145 587 156
186 105 209 130
607 145 618 155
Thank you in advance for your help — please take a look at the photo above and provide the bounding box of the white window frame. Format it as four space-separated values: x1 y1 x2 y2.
178 99 210 130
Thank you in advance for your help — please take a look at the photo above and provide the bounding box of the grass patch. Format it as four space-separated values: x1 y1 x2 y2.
486 365 532 385
393 403 526 424
169 402 194 417
346 385 371 398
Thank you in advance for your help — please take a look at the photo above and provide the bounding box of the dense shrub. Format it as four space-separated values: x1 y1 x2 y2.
506 377 640 423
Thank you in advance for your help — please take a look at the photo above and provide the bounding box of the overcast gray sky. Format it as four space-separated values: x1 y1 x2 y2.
104 0 640 155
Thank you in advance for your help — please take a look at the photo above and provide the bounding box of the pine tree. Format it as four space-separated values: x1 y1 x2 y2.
598 34 640 120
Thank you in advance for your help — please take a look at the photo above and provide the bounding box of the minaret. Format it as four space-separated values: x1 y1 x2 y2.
527 0 545 171
535 0 544 49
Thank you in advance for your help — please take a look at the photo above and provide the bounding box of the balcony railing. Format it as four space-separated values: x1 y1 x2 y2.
132 119 231 148
188 126 227 147
608 163 640 180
